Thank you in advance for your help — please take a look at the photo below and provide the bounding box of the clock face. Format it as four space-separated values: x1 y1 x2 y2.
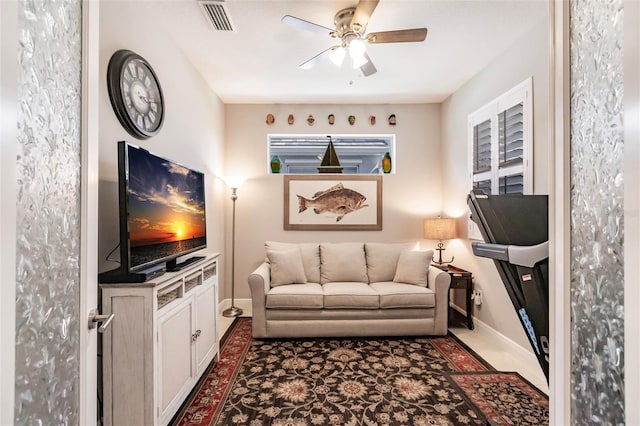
107 50 164 139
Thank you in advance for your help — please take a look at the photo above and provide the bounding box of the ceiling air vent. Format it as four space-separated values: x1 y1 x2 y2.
198 1 235 32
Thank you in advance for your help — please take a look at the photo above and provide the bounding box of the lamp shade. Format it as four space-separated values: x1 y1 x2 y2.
423 217 457 240
329 46 346 66
222 176 246 189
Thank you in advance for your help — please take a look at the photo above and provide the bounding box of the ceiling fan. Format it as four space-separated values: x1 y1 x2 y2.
282 0 428 77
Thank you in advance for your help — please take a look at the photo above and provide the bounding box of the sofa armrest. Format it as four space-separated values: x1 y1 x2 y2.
427 266 452 335
248 262 271 338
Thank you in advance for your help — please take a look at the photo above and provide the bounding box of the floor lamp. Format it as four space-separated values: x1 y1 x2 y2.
222 176 246 317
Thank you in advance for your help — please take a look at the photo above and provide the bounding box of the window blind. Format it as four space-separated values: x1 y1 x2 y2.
499 173 524 194
473 119 492 174
498 102 524 168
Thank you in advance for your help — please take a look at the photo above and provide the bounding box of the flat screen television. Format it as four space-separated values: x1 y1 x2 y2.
99 142 207 283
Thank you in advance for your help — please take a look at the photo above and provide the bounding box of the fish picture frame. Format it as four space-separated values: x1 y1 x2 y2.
284 175 382 231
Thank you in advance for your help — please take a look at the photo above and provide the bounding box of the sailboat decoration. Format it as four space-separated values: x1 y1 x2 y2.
318 136 343 173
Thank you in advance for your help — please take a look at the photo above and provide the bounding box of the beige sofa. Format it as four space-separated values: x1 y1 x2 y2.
248 241 451 338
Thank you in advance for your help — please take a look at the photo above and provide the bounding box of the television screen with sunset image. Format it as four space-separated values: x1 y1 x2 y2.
126 144 206 270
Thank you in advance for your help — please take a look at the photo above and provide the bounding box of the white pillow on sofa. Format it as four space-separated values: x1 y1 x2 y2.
320 242 368 284
365 242 414 283
266 248 308 287
393 250 434 286
265 241 320 283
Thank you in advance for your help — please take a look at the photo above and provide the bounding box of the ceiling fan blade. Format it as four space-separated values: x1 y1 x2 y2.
367 28 428 44
351 0 379 31
282 15 333 35
299 46 335 70
359 52 377 77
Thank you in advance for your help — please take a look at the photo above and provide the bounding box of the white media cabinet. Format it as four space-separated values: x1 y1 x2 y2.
100 253 220 426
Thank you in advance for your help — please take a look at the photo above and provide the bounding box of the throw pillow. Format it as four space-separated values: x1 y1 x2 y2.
265 241 320 283
266 248 308 287
365 242 415 283
393 250 434 286
320 242 368 284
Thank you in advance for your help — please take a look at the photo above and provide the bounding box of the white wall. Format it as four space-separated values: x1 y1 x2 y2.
440 15 550 350
224 104 443 300
98 2 226 280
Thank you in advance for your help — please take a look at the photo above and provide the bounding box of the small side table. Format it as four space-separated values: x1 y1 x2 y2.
434 264 474 330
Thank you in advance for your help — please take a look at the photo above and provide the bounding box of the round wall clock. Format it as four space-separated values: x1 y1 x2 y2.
107 49 164 139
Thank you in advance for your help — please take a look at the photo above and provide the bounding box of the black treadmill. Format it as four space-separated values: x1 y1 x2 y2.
467 189 549 382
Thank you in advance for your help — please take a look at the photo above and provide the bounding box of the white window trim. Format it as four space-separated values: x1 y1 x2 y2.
467 77 534 239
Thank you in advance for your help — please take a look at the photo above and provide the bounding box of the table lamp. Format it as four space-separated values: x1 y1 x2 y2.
423 217 458 266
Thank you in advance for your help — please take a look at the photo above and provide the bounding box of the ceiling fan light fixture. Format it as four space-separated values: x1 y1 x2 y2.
348 38 368 68
329 46 346 67
348 38 367 58
282 0 427 78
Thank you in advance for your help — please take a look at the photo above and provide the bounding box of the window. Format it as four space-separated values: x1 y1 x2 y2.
468 78 533 238
268 134 395 174
469 78 532 196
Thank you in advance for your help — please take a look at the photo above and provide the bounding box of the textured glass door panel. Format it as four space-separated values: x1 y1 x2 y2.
569 0 625 423
15 1 82 424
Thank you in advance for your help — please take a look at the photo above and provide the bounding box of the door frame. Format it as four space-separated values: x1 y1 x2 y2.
0 2 99 423
551 2 640 424
624 0 640 424
0 2 18 424
549 1 571 424
79 1 100 425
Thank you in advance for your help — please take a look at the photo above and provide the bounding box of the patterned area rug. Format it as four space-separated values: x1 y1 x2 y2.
172 319 548 426
450 372 549 426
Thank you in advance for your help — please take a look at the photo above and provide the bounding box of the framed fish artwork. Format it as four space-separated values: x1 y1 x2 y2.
284 175 382 231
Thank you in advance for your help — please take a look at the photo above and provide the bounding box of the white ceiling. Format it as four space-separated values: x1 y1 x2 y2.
148 0 548 104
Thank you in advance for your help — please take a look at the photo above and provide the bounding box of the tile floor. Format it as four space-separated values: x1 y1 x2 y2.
449 324 549 394
217 314 236 340
217 313 549 395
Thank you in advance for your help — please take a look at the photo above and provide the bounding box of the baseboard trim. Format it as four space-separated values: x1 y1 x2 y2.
450 302 537 367
450 303 468 316
461 314 539 368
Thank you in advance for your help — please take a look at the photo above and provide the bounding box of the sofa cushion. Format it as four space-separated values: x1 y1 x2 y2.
365 242 414 283
370 282 436 308
323 282 379 309
320 243 368 284
266 283 323 309
266 248 308 287
265 241 320 283
393 250 434 286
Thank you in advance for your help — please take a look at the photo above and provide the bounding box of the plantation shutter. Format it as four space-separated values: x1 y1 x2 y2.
467 78 533 239
498 103 524 168
497 102 525 194
472 118 492 194
473 119 492 173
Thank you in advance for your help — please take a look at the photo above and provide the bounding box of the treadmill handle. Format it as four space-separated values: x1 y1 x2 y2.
472 241 549 268
472 243 509 262
508 241 548 268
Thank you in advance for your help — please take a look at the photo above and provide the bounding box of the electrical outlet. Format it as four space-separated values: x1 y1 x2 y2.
473 289 482 305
